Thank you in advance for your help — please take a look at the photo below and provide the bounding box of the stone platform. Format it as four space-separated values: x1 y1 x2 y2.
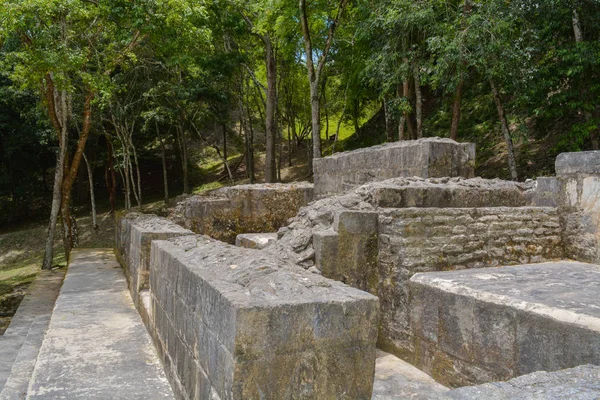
409 261 600 387
26 249 174 399
313 138 475 198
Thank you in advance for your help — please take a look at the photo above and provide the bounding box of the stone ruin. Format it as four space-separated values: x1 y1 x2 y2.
116 138 600 399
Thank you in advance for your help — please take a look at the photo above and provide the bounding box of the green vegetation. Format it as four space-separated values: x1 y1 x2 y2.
0 0 598 270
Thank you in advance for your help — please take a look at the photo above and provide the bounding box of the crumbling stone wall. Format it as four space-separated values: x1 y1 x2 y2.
268 177 564 365
313 138 476 198
171 182 313 244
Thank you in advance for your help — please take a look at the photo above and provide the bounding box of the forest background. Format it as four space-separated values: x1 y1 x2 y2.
0 0 599 270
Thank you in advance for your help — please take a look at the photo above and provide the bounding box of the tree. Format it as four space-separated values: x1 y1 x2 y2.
299 0 349 170
1 0 152 266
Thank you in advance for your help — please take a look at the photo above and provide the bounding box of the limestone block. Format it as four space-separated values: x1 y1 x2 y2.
556 150 600 177
317 211 380 295
150 235 379 400
171 182 314 243
235 233 278 249
313 138 476 198
409 261 600 387
115 212 193 308
528 177 560 207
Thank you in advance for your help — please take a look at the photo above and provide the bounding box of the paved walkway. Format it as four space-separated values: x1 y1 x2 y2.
26 249 174 399
0 268 65 398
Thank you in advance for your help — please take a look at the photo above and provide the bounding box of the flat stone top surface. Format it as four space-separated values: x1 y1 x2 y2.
556 151 600 176
411 261 600 329
317 137 471 160
27 249 174 399
154 235 377 307
123 212 191 234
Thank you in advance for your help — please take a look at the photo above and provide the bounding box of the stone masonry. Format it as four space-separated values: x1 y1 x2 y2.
409 262 600 387
112 140 600 397
149 235 379 400
171 182 313 244
313 138 476 198
115 211 194 313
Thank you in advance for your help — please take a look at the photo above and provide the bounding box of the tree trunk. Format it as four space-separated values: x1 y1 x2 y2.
83 152 97 230
42 90 68 270
572 8 599 150
450 79 464 140
265 39 277 183
413 63 423 139
105 138 117 213
129 135 142 207
309 80 321 168
60 92 94 262
402 78 416 140
384 99 393 142
177 125 189 194
490 80 518 181
156 121 169 204
222 121 228 174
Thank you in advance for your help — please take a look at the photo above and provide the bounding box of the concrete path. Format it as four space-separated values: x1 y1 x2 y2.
26 249 174 399
0 269 65 398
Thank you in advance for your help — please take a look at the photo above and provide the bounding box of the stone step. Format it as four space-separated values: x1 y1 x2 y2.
0 269 65 395
25 249 174 399
409 261 600 387
372 351 449 399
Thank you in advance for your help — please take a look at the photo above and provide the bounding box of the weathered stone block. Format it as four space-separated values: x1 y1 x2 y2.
171 182 314 243
316 211 380 294
528 177 560 207
556 150 600 177
409 261 600 387
150 235 379 400
313 138 476 198
234 232 277 249
115 212 193 310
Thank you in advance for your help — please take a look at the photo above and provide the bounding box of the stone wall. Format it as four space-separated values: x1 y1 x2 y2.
314 207 564 361
313 138 476 198
115 212 193 312
171 182 313 244
149 235 379 400
409 262 600 387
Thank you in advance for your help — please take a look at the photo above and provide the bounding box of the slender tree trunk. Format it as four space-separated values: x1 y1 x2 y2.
490 80 518 181
572 8 599 150
403 79 417 139
60 92 94 262
384 98 393 142
413 63 423 139
353 99 360 134
82 153 97 230
156 121 169 204
129 135 142 207
450 79 464 141
323 81 329 141
42 90 68 270
333 81 349 154
176 125 189 194
105 138 116 213
309 81 321 166
265 39 277 183
160 137 169 204
222 121 228 174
